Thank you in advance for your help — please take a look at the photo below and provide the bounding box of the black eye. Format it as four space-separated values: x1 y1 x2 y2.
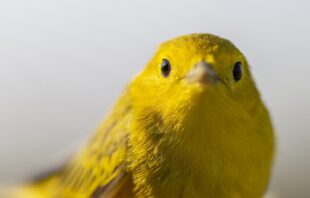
161 59 171 77
233 62 242 81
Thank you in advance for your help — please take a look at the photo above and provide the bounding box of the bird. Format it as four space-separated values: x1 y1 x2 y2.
3 33 275 198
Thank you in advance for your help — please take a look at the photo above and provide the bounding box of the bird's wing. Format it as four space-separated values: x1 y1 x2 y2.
2 92 133 198
53 92 133 198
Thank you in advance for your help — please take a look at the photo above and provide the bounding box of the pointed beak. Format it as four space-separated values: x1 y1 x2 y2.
186 61 219 84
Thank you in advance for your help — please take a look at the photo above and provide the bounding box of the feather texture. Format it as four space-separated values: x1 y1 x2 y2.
3 34 274 198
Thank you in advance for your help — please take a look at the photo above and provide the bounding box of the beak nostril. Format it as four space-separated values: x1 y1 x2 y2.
194 61 210 69
187 61 219 84
196 62 214 73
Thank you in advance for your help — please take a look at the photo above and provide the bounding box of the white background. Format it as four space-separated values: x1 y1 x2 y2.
0 1 309 197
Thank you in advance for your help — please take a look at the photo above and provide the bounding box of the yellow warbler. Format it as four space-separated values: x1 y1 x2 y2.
5 33 275 198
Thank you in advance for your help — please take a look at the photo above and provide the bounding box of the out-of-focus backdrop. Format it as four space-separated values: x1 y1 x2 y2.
0 0 309 197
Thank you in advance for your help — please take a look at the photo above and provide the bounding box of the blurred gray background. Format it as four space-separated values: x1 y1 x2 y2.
0 0 309 197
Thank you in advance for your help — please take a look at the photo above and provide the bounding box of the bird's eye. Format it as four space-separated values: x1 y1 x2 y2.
161 59 171 77
233 62 242 81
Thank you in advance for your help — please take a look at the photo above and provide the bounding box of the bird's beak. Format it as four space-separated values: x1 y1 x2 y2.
186 61 219 84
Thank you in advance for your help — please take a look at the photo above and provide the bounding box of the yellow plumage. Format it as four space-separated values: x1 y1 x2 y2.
4 33 274 198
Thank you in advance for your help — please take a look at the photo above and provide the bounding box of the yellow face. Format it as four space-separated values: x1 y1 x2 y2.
130 34 259 132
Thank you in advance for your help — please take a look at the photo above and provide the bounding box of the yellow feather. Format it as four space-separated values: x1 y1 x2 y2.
3 33 274 198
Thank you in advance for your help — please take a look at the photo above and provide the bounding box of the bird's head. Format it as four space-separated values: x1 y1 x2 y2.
130 34 263 142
